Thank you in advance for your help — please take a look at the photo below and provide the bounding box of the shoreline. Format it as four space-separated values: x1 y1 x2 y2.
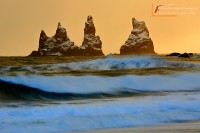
73 121 200 133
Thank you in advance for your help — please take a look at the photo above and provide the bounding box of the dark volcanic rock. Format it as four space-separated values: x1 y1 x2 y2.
166 52 194 58
79 16 104 56
166 52 181 56
188 53 194 56
30 23 79 56
178 53 191 58
120 18 155 55
30 17 104 56
29 51 41 56
38 30 48 50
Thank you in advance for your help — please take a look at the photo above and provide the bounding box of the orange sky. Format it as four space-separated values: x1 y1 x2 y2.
0 0 199 56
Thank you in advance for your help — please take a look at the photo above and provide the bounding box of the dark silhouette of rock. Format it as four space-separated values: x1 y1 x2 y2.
188 53 194 56
178 53 191 58
38 30 48 50
30 16 104 56
29 51 41 56
30 22 79 56
166 52 181 56
166 52 194 58
120 18 155 55
79 16 104 56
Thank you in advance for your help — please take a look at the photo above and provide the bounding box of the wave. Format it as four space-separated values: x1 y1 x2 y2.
1 56 200 75
1 92 200 133
64 56 200 70
0 80 148 100
1 72 200 100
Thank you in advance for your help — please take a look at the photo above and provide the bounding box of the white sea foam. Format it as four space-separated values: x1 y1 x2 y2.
1 56 200 75
1 72 200 93
59 56 200 70
1 93 200 133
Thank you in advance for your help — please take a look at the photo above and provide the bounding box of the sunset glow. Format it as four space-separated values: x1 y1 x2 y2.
0 0 199 56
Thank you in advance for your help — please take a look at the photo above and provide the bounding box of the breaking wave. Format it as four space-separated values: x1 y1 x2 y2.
1 56 200 75
1 72 200 100
64 56 200 70
1 92 200 133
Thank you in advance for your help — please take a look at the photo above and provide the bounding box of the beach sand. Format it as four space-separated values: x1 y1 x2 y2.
74 121 200 133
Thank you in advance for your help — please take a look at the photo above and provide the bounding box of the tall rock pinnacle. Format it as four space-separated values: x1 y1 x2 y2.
30 22 79 56
55 22 69 43
120 18 155 55
38 30 48 50
84 16 96 35
79 15 104 56
30 18 105 56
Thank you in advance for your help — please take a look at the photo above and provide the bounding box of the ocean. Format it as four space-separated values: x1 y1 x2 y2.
1 55 200 133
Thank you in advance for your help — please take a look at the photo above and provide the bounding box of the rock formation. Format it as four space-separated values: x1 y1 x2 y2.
167 52 193 58
30 16 104 56
79 16 104 56
178 53 191 58
30 22 79 56
120 18 155 55
166 52 181 57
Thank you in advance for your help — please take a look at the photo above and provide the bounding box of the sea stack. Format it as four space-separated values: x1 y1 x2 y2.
120 18 155 55
79 16 104 56
30 23 79 56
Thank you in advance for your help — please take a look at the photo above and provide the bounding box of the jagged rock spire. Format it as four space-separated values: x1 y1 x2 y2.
30 22 79 56
39 30 48 41
30 17 104 56
120 18 155 55
84 15 96 35
55 22 68 42
131 18 149 35
39 30 48 50
80 15 104 56
57 22 61 28
40 30 47 37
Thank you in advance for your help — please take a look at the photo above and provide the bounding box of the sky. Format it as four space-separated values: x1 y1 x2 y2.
0 0 199 56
